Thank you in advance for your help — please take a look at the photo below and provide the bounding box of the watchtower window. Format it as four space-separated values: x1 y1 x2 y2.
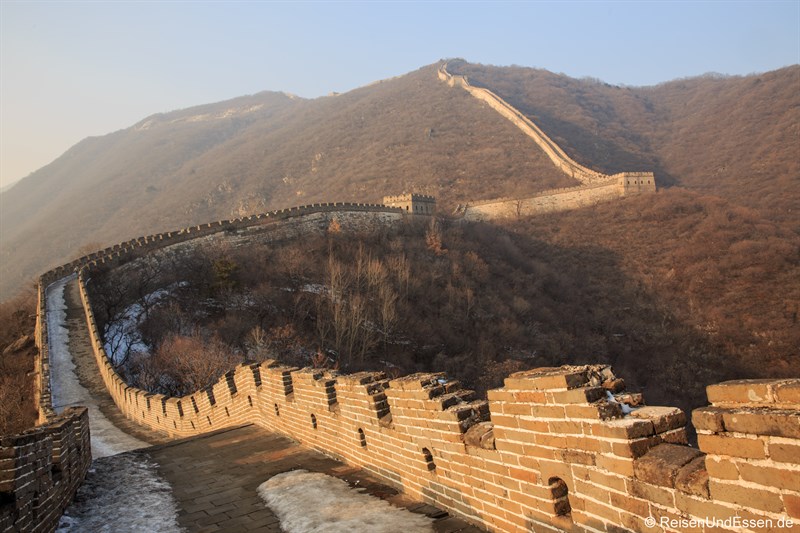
311 413 318 429
358 428 367 448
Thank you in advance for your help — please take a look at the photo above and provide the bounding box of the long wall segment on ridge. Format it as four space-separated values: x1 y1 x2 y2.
439 62 656 220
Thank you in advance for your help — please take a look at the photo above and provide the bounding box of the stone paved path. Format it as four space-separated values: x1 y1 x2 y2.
62 277 172 446
145 424 481 532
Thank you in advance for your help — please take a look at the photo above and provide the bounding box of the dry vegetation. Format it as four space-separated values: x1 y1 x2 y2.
85 203 798 422
2 60 797 432
0 290 38 433
0 64 574 299
450 60 800 221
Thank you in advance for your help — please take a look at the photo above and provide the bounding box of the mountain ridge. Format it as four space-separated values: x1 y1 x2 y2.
1 61 797 299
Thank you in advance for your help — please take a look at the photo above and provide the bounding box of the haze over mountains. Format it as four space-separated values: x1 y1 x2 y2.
1 60 797 302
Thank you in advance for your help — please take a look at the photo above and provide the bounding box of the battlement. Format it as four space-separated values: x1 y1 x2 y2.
0 408 91 533
613 172 657 195
382 193 436 215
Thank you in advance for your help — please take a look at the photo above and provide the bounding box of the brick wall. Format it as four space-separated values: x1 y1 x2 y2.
438 62 657 221
438 63 609 186
0 408 91 533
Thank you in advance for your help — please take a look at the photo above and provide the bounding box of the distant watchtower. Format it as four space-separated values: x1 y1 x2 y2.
617 172 657 195
382 193 436 215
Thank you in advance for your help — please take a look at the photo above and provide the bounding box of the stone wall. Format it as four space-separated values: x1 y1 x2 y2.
461 172 656 221
383 194 437 215
439 63 657 221
439 63 609 186
0 408 91 533
462 180 621 221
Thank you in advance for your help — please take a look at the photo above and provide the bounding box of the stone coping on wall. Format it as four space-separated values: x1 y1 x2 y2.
0 407 91 533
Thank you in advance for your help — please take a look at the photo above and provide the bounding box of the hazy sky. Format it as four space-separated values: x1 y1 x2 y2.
1 1 798 189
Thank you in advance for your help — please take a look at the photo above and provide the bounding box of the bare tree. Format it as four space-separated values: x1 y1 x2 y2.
378 283 398 349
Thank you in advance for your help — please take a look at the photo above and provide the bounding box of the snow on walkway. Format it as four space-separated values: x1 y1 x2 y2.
46 275 150 458
258 470 434 533
57 453 183 533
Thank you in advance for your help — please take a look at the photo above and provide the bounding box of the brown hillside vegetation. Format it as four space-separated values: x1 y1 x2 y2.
0 290 37 433
450 60 800 222
85 204 797 422
4 61 797 300
0 64 572 299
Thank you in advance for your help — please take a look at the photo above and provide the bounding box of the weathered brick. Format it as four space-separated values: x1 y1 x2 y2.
707 379 775 405
704 456 739 480
508 467 538 484
628 479 675 508
774 380 800 405
609 491 650 517
596 454 635 477
558 450 596 466
674 456 709 498
709 480 785 513
612 435 660 459
784 493 800 519
517 418 548 433
769 441 800 463
721 408 800 438
548 420 584 435
675 491 738 522
698 433 766 459
513 391 548 403
589 418 654 440
548 387 607 405
691 406 726 432
633 443 703 488
738 461 800 491
504 367 589 391
629 406 686 434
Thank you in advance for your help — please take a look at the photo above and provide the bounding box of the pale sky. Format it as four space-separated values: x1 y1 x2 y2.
1 1 798 189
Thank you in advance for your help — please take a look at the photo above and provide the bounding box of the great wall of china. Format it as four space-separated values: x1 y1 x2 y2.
438 62 657 220
2 201 798 533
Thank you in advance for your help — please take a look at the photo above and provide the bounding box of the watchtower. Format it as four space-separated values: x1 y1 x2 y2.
382 193 436 215
617 172 657 195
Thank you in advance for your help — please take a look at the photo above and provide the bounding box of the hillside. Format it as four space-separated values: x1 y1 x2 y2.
449 60 800 221
0 64 574 298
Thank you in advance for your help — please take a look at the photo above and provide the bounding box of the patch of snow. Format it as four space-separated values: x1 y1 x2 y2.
258 470 433 533
301 283 327 295
57 453 182 532
47 276 149 458
104 282 185 363
606 390 634 415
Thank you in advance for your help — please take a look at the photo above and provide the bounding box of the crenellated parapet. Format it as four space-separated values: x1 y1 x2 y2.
0 408 91 533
